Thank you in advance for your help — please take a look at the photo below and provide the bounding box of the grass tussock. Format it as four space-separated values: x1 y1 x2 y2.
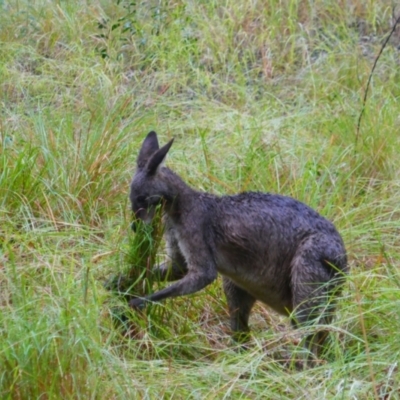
1 0 400 398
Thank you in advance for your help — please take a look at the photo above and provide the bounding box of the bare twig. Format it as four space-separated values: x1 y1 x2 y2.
355 12 400 146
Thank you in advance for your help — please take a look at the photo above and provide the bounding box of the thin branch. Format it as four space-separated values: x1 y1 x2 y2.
355 13 400 146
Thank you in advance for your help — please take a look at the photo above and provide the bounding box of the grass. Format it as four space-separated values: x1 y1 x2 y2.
1 0 400 398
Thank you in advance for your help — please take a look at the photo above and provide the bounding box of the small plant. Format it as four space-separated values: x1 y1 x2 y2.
95 0 167 60
105 204 164 300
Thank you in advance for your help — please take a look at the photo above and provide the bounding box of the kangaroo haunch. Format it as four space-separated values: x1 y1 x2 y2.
129 131 348 358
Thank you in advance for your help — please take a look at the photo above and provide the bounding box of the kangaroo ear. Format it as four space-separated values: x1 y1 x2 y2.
137 131 160 168
146 138 174 175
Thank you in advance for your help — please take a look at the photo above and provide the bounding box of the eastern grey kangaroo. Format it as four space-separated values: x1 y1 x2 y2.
129 131 348 358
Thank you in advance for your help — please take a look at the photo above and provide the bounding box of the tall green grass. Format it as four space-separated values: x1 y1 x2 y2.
1 0 400 398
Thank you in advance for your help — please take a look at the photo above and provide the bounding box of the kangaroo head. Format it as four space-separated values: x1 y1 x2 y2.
130 131 174 230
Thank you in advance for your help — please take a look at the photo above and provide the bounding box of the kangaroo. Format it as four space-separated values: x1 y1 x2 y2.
128 131 348 359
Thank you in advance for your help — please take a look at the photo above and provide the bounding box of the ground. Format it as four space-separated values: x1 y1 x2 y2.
1 0 400 398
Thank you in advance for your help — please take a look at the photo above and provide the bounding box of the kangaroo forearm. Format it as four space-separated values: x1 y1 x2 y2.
130 270 217 307
153 261 188 281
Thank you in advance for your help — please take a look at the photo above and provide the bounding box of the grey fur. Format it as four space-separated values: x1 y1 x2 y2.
129 131 348 358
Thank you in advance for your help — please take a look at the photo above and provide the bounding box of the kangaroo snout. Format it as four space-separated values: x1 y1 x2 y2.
131 208 154 232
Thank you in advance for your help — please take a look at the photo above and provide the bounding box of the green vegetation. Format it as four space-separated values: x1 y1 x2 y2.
1 0 400 398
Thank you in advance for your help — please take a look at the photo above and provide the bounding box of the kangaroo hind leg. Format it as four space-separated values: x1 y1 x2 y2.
291 252 343 360
222 277 256 343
